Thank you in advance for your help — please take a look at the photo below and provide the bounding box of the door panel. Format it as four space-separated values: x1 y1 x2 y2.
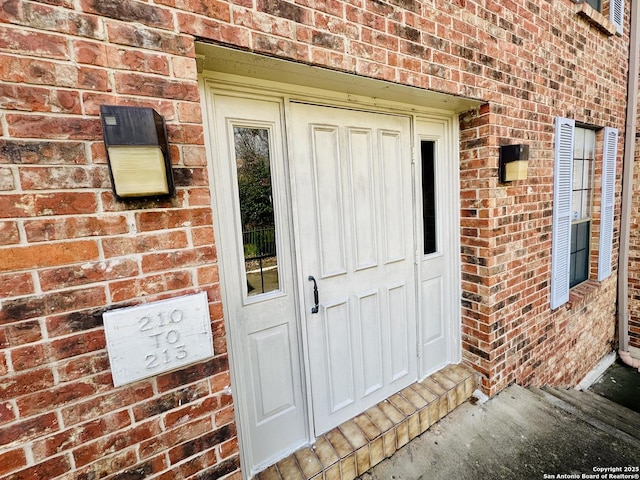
388 282 411 381
324 300 354 412
249 325 295 422
290 103 417 435
209 94 307 473
311 125 348 278
349 129 378 270
421 277 444 344
380 131 407 264
358 291 383 395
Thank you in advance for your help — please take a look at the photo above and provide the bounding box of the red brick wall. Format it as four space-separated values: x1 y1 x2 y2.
0 1 238 478
0 0 630 477
456 3 628 395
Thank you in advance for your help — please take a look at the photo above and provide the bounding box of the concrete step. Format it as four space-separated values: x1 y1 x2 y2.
363 384 640 480
541 386 640 440
529 386 640 446
545 387 640 433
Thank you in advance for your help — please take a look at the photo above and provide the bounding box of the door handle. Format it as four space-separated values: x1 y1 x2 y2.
308 276 319 314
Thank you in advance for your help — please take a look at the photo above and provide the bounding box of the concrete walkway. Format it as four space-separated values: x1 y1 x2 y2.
359 384 640 480
589 360 640 414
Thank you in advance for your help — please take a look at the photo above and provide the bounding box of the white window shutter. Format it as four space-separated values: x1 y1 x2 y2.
598 127 618 281
551 117 575 309
610 0 623 35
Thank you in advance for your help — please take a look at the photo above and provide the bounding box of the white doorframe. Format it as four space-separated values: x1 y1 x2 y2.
200 72 463 476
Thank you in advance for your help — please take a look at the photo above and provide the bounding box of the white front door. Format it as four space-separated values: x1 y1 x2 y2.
289 103 418 434
208 94 308 474
205 87 459 473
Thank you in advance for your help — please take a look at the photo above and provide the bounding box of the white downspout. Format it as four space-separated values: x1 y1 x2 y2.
618 0 640 371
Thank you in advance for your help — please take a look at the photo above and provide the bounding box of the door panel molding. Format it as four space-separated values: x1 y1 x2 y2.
309 124 348 278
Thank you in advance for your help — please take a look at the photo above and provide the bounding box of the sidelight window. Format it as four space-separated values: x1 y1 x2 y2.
233 127 280 296
421 140 437 255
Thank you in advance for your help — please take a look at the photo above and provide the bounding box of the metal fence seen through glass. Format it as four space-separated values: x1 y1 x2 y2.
233 127 280 296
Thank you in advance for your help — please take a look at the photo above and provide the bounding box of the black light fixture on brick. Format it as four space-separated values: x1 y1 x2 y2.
99 105 175 200
499 144 529 183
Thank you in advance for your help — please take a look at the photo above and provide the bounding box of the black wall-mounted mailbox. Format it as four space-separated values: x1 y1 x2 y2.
100 105 175 200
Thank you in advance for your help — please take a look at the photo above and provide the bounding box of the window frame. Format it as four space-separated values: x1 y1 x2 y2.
569 127 596 288
550 118 618 309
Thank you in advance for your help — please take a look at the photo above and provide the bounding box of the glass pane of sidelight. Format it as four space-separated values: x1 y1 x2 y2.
421 141 437 255
233 127 280 296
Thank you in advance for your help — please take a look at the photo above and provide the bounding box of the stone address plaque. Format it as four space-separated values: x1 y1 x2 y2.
103 292 214 387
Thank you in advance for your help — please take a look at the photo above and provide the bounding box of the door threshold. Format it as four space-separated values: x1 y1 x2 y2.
254 363 479 480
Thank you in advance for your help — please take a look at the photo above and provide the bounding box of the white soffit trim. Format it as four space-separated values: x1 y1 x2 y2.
195 43 483 114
